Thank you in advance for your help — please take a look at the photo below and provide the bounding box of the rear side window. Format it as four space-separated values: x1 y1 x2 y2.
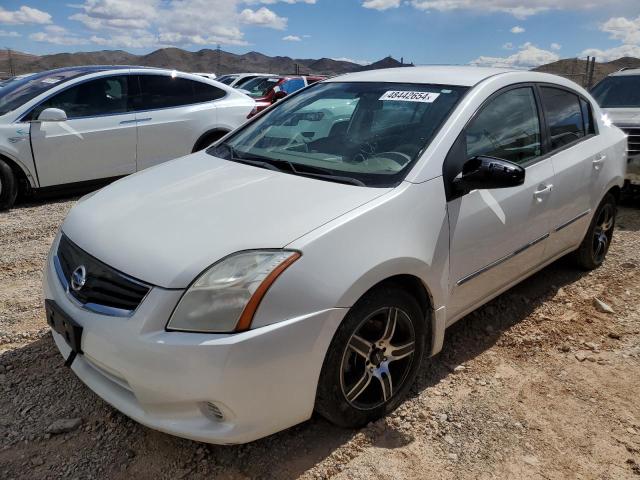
540 87 585 150
133 75 224 110
466 87 541 165
192 81 226 103
29 75 130 120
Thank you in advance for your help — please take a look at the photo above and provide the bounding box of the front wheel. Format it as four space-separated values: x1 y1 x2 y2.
0 159 18 211
574 193 616 270
315 286 427 428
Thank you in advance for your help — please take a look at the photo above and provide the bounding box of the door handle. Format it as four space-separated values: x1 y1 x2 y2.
592 153 606 170
137 117 152 123
533 184 553 202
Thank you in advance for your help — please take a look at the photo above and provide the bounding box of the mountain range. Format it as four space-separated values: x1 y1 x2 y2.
0 48 409 77
2 47 640 89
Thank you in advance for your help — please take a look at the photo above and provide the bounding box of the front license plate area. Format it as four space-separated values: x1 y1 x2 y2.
45 299 83 354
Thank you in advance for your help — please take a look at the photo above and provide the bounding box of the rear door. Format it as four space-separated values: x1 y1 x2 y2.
447 86 556 320
538 86 604 255
30 75 137 187
131 74 225 170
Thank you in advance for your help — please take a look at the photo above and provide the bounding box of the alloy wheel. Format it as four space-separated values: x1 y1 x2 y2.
340 306 416 410
592 203 615 264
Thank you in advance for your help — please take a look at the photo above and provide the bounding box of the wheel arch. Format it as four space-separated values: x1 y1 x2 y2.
338 267 444 357
192 128 231 152
0 151 36 191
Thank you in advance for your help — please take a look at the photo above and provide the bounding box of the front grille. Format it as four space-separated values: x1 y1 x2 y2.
56 234 151 315
618 126 640 157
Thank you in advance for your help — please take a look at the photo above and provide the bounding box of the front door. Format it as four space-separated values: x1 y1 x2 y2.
30 75 136 187
447 86 556 320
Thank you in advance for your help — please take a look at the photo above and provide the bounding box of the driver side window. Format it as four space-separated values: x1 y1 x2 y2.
466 87 541 165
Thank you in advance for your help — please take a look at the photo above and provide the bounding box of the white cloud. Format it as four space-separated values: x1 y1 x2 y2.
331 57 372 66
0 30 21 37
409 0 635 20
0 5 52 25
600 15 640 45
582 44 640 62
550 42 561 50
239 7 287 29
502 42 514 50
471 42 559 68
581 15 640 62
29 25 86 46
244 0 316 4
66 0 303 48
510 25 525 33
362 0 401 11
282 34 301 41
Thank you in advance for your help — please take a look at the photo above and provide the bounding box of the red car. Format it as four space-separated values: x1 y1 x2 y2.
242 75 326 117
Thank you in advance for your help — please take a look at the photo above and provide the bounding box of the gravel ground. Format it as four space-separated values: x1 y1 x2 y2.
0 196 639 479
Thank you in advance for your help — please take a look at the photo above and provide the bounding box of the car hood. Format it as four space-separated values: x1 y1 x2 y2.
62 152 390 288
601 107 640 125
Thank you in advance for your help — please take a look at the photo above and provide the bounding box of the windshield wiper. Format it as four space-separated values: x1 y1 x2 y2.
290 171 366 187
214 143 366 186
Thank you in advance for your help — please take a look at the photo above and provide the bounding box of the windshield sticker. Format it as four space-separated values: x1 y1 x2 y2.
379 91 440 103
41 78 61 84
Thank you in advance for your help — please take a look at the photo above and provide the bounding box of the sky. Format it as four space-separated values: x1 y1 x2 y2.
0 0 640 68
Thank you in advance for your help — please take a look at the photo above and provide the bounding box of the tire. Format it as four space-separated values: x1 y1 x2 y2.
574 193 617 270
192 131 228 152
315 285 428 428
0 159 18 211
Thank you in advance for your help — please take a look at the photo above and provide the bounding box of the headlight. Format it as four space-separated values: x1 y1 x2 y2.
167 250 300 333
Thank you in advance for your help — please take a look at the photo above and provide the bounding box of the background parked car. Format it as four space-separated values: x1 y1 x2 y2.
0 65 255 210
241 75 327 117
591 68 640 194
216 72 277 88
192 72 217 80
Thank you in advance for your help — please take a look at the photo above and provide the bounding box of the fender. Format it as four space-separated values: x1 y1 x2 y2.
0 148 38 188
335 258 446 357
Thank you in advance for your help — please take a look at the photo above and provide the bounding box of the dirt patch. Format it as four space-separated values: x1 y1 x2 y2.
1 197 639 479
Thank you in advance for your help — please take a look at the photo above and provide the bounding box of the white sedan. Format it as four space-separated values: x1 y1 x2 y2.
43 66 626 444
0 66 255 210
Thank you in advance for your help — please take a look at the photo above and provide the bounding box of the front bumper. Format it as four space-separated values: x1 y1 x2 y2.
43 238 346 444
627 155 640 185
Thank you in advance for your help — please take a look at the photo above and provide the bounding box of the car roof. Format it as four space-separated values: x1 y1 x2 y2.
610 68 640 76
325 66 518 87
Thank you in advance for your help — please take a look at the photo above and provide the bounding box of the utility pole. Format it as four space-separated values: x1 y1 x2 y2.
6 47 14 76
216 44 221 74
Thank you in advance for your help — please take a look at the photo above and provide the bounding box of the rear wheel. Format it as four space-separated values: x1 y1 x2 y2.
574 193 616 270
0 159 18 211
315 286 427 428
192 131 228 152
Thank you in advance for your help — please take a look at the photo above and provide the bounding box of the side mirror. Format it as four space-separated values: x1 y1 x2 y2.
36 108 67 122
272 90 287 103
454 156 525 195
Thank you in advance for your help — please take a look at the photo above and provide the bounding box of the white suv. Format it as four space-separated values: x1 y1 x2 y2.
44 67 626 444
591 68 640 192
0 66 255 210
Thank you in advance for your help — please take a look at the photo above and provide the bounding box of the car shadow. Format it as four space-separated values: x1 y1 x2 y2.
0 254 591 479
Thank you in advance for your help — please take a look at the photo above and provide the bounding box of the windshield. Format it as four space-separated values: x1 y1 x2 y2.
591 75 640 108
0 69 89 116
241 77 281 98
209 81 468 187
